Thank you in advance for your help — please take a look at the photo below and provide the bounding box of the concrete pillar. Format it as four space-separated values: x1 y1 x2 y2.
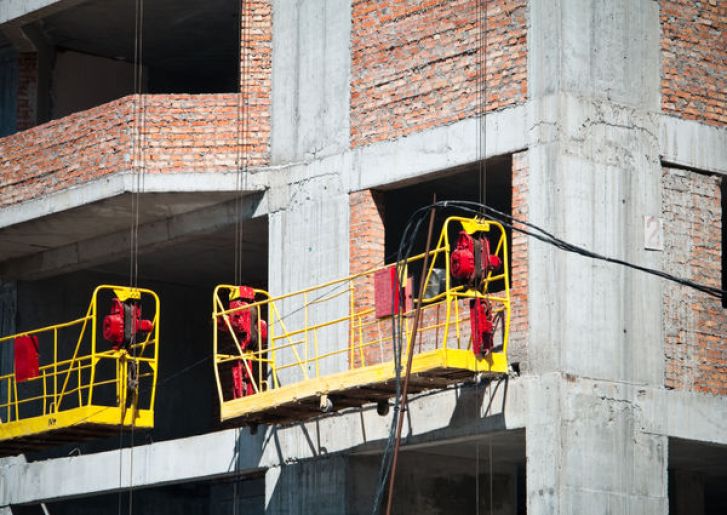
270 0 351 163
526 0 668 513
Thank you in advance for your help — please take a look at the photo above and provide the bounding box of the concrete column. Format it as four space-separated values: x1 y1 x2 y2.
267 167 350 379
526 0 667 513
270 0 351 163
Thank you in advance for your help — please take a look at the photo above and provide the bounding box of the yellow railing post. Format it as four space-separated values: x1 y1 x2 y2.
303 292 309 378
53 327 58 413
88 288 97 406
349 282 355 370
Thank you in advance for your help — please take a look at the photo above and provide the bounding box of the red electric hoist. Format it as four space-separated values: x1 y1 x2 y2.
450 230 502 356
103 297 154 351
218 286 268 399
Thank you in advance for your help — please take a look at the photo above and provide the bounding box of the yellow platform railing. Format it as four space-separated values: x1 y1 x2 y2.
212 217 510 420
0 285 159 443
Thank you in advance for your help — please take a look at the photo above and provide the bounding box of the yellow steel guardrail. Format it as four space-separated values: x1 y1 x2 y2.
0 285 159 445
213 217 510 422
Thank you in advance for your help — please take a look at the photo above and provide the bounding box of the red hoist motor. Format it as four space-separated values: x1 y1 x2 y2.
450 230 502 356
218 286 268 399
103 298 154 351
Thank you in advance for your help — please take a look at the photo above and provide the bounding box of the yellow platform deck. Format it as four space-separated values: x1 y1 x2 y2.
220 348 506 426
0 406 153 457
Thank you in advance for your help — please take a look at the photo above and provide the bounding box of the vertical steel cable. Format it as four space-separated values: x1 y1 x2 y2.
235 0 249 285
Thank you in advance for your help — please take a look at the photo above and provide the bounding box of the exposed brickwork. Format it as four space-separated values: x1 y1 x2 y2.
509 151 528 367
349 189 387 367
351 0 527 148
663 167 726 395
660 0 726 126
15 53 38 132
0 94 271 208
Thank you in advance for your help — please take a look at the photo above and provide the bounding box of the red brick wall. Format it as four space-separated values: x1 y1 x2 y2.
349 189 387 366
351 0 527 148
240 0 271 164
660 0 726 126
0 94 271 208
15 53 38 132
663 167 726 395
509 151 528 367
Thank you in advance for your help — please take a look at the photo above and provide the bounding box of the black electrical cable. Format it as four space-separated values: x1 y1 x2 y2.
371 205 433 514
438 200 724 299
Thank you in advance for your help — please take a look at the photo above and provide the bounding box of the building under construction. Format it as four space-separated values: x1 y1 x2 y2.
0 0 725 513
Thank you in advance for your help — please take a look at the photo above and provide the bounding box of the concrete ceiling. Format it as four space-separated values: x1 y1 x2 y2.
405 430 525 468
34 0 238 76
90 215 268 288
0 191 241 262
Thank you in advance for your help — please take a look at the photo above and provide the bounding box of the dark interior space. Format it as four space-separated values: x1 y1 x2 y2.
0 44 17 137
10 474 265 515
21 0 240 120
669 438 727 515
382 156 512 295
11 215 268 461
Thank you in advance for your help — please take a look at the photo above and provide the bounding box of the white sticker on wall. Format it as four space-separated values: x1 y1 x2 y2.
644 216 664 251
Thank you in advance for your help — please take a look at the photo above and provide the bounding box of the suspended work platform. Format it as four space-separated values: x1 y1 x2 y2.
0 285 159 457
213 217 510 426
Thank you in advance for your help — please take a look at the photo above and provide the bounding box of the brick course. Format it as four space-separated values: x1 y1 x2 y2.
660 0 726 126
663 166 726 395
351 0 527 148
0 94 270 209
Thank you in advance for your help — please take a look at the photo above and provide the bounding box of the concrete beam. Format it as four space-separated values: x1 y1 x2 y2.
639 388 727 446
348 105 528 192
660 115 727 175
0 172 269 231
0 376 526 506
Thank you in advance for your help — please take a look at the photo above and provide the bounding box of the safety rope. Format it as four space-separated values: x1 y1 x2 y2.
476 2 495 513
119 1 146 513
234 0 250 285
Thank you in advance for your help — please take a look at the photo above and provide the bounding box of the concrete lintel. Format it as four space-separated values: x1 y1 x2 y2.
659 115 727 175
0 0 86 26
639 387 727 445
0 171 268 231
0 376 528 506
348 105 527 192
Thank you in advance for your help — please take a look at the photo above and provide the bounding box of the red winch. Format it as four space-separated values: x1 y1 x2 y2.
219 286 268 398
450 230 501 284
103 298 154 350
449 231 501 357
